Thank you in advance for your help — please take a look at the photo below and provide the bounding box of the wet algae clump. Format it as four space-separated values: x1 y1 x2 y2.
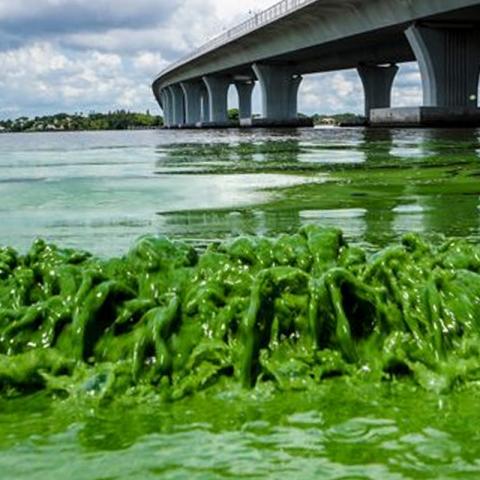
2 226 480 400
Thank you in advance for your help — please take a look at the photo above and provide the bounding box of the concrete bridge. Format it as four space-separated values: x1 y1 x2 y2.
152 0 480 128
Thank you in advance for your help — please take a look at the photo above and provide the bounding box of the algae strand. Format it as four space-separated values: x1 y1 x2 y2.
1 227 480 400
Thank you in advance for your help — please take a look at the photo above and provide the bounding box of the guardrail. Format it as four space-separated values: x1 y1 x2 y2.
156 0 318 80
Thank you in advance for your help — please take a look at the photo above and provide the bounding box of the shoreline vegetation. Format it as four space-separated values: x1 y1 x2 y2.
0 110 164 133
0 110 364 133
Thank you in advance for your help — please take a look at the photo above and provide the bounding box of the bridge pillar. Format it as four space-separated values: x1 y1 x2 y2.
406 24 480 108
358 64 398 118
200 85 210 123
158 90 166 125
167 84 185 126
203 76 231 123
253 64 302 121
180 81 203 126
161 88 174 127
235 81 254 120
288 75 303 119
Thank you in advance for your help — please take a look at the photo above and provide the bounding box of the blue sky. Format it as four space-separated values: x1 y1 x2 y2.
0 0 423 119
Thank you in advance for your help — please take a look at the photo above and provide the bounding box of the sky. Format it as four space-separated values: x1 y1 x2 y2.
0 0 423 119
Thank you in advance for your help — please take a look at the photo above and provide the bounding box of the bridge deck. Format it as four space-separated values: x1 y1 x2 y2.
153 0 480 91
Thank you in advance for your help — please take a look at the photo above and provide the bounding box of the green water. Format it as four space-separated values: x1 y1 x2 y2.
3 383 480 479
2 128 480 479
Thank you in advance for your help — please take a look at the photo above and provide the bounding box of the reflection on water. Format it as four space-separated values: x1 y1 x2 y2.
0 128 479 254
156 128 480 249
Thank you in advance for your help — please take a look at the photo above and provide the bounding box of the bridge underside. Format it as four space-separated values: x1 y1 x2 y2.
153 2 480 128
205 5 480 77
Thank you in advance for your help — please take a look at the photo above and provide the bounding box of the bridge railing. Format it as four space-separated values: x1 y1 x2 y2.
156 0 318 79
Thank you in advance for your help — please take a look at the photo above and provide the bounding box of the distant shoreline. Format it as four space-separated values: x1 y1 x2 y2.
0 110 164 134
0 126 162 134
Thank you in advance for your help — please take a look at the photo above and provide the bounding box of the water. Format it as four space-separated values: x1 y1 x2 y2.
2 127 480 479
2 128 480 255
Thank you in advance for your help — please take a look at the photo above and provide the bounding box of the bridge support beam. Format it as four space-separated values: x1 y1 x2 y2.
406 24 480 108
180 81 203 126
253 64 303 122
235 81 255 120
203 75 231 123
167 84 185 126
288 75 303 119
158 90 166 125
200 85 210 123
161 89 174 127
358 64 398 119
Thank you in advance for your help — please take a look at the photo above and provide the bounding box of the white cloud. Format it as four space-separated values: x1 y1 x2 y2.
298 70 365 115
392 63 423 107
0 42 158 115
133 52 168 75
0 42 69 77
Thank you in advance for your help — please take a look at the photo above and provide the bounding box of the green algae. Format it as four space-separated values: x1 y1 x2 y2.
2 226 480 401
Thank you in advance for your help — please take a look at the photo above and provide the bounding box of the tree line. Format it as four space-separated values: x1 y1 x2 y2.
0 111 164 132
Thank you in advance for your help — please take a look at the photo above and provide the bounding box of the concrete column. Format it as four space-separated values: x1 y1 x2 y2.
288 75 303 119
167 88 175 127
158 90 166 125
203 75 231 123
234 81 255 120
200 85 210 123
406 24 480 108
161 88 173 127
253 64 302 120
180 81 203 125
358 64 399 118
167 84 185 126
157 87 164 111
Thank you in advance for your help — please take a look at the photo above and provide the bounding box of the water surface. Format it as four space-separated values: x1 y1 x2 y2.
2 128 479 254
1 127 480 479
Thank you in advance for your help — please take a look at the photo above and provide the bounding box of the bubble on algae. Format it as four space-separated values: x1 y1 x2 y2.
2 226 480 401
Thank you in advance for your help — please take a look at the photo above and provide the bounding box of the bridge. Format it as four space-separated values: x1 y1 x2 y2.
152 0 480 128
